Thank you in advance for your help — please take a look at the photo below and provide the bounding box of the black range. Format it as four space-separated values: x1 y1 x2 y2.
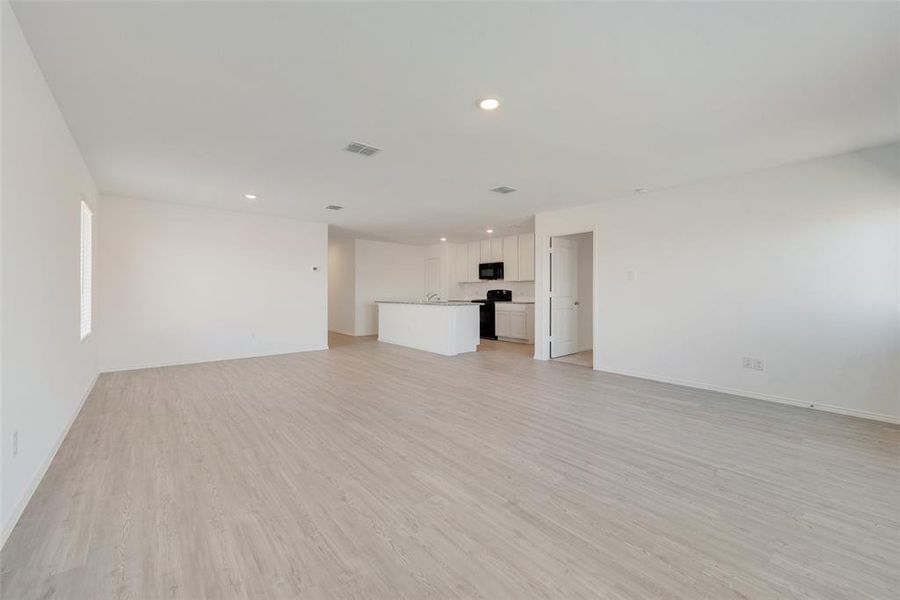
470 289 512 340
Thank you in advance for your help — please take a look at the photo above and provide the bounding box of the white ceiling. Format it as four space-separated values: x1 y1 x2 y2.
12 1 900 244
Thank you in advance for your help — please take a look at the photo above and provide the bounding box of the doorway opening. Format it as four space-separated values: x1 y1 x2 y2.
549 231 593 367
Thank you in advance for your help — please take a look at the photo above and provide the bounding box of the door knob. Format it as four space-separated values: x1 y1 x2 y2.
574 301 580 306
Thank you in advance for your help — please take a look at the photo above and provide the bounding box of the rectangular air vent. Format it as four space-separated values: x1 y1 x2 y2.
345 141 381 156
325 205 344 210
491 186 517 194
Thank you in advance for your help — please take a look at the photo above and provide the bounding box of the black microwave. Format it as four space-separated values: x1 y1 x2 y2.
479 262 504 280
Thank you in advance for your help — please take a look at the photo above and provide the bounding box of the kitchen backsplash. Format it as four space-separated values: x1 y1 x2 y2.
455 281 534 300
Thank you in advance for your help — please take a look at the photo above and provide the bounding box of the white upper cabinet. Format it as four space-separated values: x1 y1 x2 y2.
480 239 491 263
452 233 534 283
467 241 480 282
455 243 468 283
502 236 519 281
518 233 535 281
490 238 503 262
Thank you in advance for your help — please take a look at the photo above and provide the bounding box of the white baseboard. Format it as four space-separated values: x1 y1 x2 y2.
595 366 900 425
497 336 533 345
100 345 329 373
328 328 356 336
329 329 377 337
1 373 98 549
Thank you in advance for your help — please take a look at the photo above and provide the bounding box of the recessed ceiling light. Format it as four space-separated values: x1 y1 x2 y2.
486 229 494 234
491 186 517 194
478 98 500 111
244 193 257 200
634 187 649 194
440 237 447 242
345 141 381 156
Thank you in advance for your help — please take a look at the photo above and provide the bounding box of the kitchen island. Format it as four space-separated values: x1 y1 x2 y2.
376 301 479 356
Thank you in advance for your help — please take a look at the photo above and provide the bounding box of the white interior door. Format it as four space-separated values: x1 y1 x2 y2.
425 257 441 297
550 237 578 357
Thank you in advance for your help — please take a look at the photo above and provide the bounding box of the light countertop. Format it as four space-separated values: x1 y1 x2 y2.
449 299 535 304
376 300 476 306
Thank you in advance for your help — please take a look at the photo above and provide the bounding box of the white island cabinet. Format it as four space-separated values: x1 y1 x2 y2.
376 301 479 356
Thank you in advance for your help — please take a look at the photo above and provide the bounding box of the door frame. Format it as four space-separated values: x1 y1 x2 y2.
534 228 597 368
549 236 579 358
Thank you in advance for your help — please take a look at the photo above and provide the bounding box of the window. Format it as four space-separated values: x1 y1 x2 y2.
80 200 93 340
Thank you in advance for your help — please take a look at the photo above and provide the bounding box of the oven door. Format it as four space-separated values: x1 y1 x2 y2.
478 302 497 339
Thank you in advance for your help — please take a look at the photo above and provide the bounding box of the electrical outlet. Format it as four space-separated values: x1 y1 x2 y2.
12 430 18 457
742 357 753 369
753 359 765 371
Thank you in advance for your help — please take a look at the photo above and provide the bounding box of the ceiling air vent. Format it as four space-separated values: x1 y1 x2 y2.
491 186 517 194
324 205 344 211
344 141 381 156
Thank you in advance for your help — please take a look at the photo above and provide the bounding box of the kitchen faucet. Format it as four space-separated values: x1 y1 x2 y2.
425 292 440 302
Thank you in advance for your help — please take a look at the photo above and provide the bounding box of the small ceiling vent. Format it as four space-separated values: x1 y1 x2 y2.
324 205 344 211
345 141 381 156
491 186 517 194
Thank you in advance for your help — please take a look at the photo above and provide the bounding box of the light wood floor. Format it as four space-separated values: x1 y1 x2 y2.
2 333 898 599
553 349 593 368
476 338 534 357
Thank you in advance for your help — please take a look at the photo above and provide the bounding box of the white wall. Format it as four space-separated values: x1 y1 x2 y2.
535 145 900 423
99 196 327 370
354 240 425 335
1 3 100 544
328 235 356 335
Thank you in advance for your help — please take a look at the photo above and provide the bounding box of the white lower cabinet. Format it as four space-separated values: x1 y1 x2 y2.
495 310 510 338
494 303 534 342
508 310 527 339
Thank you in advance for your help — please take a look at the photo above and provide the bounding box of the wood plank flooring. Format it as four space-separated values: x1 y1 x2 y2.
553 350 593 368
2 333 898 599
